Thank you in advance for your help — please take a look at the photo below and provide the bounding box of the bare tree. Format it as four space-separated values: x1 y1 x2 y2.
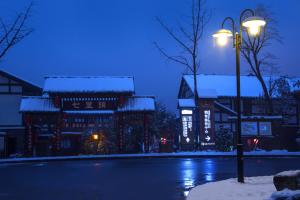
154 0 210 149
154 0 210 101
241 5 282 114
0 3 33 61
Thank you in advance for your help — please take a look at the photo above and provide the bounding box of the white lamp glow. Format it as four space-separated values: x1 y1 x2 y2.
212 29 233 47
242 16 266 36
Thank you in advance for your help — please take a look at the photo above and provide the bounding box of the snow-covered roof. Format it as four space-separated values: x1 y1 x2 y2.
178 99 195 108
62 132 83 135
228 115 283 120
43 76 135 93
198 89 218 98
183 74 292 98
118 96 155 112
0 69 41 90
20 97 59 112
64 110 114 115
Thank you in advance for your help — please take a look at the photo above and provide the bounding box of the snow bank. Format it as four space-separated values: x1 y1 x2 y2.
276 170 300 177
188 176 276 200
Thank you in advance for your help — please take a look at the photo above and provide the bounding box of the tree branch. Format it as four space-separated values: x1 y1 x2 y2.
0 2 33 60
154 42 193 71
156 17 193 55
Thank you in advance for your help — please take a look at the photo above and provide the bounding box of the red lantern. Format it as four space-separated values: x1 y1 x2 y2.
160 137 167 145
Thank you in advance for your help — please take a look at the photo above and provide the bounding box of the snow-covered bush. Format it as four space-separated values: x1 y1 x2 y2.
268 189 300 200
215 127 233 152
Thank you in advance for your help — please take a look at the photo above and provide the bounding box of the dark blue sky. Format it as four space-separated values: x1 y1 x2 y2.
1 0 300 111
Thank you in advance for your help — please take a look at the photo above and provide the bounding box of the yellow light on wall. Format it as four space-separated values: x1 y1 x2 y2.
212 29 233 47
242 16 266 36
92 134 99 140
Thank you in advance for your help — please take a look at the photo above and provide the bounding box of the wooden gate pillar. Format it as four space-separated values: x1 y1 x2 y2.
143 113 149 153
24 114 33 156
118 113 124 153
53 114 62 155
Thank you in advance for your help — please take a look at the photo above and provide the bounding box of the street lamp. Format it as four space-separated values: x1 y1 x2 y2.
212 9 266 183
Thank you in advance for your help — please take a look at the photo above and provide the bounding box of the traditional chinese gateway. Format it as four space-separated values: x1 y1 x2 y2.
20 76 155 156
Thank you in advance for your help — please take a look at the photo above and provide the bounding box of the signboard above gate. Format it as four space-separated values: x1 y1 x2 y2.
62 97 118 110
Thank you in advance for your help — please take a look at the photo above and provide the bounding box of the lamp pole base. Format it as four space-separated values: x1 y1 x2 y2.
237 143 244 183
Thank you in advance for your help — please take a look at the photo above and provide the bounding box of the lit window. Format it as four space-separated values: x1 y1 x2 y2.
241 122 258 136
259 122 272 136
181 110 193 115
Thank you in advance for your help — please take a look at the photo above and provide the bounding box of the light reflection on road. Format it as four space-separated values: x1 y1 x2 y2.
180 158 217 198
203 159 216 182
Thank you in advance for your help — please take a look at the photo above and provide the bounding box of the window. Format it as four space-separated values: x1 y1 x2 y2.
0 137 4 151
284 115 297 125
0 86 8 92
221 113 229 122
214 113 221 122
252 104 265 114
61 139 71 149
259 122 272 136
0 76 8 83
11 86 22 93
241 122 258 135
215 123 221 132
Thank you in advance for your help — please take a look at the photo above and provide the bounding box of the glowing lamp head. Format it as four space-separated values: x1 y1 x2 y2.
242 16 266 36
212 29 233 47
92 134 99 140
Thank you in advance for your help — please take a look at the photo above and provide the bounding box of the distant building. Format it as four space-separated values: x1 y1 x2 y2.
20 76 156 156
178 74 300 151
0 70 42 157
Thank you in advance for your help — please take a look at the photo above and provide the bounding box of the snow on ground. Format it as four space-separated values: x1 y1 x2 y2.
187 176 276 200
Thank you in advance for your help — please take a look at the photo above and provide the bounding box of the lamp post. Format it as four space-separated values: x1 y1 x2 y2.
212 9 266 183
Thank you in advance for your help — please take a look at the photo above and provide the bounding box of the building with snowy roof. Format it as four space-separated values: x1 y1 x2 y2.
178 74 300 151
20 76 156 156
0 70 42 157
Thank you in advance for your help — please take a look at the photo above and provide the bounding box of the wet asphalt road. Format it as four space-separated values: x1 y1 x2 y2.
0 157 299 200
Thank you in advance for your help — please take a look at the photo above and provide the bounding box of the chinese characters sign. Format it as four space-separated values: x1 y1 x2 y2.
200 100 215 148
182 116 192 138
181 109 194 146
204 110 211 142
63 99 117 110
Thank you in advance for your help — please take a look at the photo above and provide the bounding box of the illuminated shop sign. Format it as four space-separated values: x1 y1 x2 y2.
181 110 193 115
202 110 213 144
182 116 192 138
201 108 215 147
181 109 193 144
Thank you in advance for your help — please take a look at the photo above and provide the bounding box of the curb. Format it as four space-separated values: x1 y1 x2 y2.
1 153 300 164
